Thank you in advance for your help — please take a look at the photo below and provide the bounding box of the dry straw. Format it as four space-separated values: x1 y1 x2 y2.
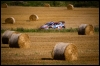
9 33 31 48
29 14 39 21
78 24 94 35
1 3 8 8
51 42 78 61
67 4 74 10
5 17 15 24
44 3 50 7
2 30 18 44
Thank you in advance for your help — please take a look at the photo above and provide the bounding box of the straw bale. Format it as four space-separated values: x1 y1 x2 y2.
1 3 8 8
29 14 39 21
78 24 94 35
67 4 74 10
2 30 18 44
51 42 78 61
44 3 50 7
9 33 31 48
5 17 15 24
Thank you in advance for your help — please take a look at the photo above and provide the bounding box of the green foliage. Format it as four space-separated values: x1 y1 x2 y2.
52 1 66 7
1 27 99 33
1 1 99 7
94 27 99 32
1 29 5 34
27 1 43 6
73 1 99 7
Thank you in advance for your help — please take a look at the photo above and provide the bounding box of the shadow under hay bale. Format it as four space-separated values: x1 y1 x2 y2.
1 44 9 48
78 24 94 35
51 42 78 61
41 58 53 60
9 33 31 48
2 30 19 44
1 3 8 8
67 4 74 10
44 3 50 7
2 23 6 24
29 14 39 21
5 17 15 24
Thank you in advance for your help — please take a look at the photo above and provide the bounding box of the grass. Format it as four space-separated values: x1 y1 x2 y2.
1 27 99 33
1 28 78 33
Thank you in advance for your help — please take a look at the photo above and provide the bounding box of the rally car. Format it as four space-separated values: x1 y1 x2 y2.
39 21 65 29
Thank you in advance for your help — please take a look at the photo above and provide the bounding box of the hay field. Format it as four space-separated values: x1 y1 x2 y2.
1 6 99 65
1 6 99 29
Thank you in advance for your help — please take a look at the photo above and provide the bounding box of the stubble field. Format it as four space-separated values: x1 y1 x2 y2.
1 6 99 65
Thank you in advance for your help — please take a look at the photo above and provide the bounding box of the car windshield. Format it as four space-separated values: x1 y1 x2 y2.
45 22 54 25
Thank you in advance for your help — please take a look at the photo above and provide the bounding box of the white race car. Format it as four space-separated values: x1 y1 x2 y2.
39 21 65 29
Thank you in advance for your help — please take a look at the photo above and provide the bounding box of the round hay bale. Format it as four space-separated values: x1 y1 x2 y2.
78 24 94 35
67 4 74 10
1 3 8 8
9 33 31 48
29 14 39 21
51 42 78 61
5 17 15 24
2 30 18 44
44 3 50 7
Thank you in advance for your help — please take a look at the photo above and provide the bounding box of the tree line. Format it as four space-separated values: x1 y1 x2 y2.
1 1 99 7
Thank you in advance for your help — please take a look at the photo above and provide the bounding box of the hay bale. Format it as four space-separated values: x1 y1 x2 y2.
51 42 78 61
44 3 50 7
29 14 39 21
67 4 74 10
5 17 15 24
9 33 31 48
78 24 94 35
2 30 18 44
1 3 8 8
